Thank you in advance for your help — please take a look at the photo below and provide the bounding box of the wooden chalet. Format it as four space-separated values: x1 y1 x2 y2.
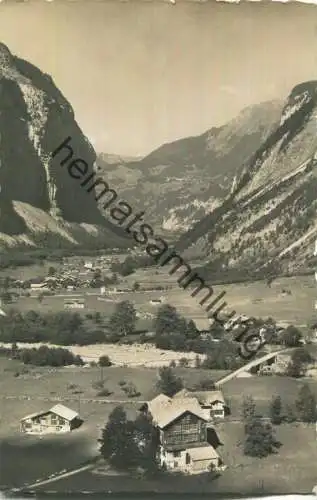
20 404 82 435
140 394 222 474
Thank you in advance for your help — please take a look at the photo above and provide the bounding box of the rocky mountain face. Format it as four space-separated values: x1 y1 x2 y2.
98 100 283 233
0 42 128 250
177 81 317 276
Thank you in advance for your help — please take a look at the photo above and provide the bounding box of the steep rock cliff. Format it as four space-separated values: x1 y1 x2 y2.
0 42 108 240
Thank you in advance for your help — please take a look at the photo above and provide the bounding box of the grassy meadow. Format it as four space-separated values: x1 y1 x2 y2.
4 268 317 332
1 354 317 492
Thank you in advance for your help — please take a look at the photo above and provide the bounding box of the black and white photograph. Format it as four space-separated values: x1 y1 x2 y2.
0 0 317 498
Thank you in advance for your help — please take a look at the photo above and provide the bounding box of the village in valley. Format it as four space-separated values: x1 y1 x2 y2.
1 249 317 496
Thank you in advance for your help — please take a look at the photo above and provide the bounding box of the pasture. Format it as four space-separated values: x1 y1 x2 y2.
6 271 317 332
1 354 317 492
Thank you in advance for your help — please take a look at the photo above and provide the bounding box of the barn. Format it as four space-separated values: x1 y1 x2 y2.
20 404 82 434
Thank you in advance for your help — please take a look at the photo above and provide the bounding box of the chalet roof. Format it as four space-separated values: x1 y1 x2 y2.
20 411 48 421
21 404 79 422
146 394 172 414
148 395 207 429
192 391 225 406
50 404 79 421
173 389 225 406
188 444 219 461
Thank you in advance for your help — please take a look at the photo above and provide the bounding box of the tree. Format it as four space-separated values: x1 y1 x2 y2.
241 395 256 421
132 282 140 291
286 348 312 378
48 266 56 276
244 416 279 458
269 395 283 425
99 355 112 367
156 366 183 397
283 404 296 423
133 413 159 474
295 384 317 422
281 326 302 347
209 321 225 339
98 406 137 470
99 406 158 474
153 304 183 336
109 300 137 337
185 319 199 339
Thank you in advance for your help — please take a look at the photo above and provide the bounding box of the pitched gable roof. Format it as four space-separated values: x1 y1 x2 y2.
192 391 225 406
147 394 207 429
173 389 225 406
50 404 79 421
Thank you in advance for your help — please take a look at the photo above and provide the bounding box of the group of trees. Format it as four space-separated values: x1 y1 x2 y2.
152 305 246 371
241 384 317 458
7 343 84 367
111 255 153 277
0 301 137 346
108 300 137 338
241 396 280 458
99 406 158 474
269 384 317 424
111 256 139 277
0 309 106 345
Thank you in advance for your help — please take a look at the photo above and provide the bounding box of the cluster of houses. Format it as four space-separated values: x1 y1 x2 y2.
20 388 228 475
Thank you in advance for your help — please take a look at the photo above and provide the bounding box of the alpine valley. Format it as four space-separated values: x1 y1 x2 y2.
0 41 316 277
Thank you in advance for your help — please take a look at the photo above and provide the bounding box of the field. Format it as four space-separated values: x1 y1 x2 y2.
5 269 317 332
1 355 317 492
0 341 209 366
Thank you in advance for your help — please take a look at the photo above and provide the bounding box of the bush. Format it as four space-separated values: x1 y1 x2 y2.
97 388 112 397
67 383 78 391
99 355 112 367
18 346 84 367
192 378 216 391
92 380 105 390
122 382 141 398
118 380 126 386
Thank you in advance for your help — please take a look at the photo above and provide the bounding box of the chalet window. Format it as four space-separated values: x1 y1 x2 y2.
173 451 181 457
186 453 190 465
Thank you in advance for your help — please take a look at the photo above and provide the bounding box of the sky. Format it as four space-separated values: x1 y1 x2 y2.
1 0 317 156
